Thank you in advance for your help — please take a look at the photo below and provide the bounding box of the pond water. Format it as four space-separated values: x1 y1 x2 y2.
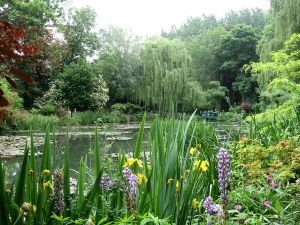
2 123 149 181
1 121 244 183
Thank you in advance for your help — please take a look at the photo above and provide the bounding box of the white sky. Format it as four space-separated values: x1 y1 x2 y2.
71 0 270 37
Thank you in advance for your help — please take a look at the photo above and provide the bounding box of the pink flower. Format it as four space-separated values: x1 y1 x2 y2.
263 201 272 206
235 204 243 211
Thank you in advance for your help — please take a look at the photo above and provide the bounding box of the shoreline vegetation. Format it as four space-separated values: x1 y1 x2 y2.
1 106 245 132
1 112 300 224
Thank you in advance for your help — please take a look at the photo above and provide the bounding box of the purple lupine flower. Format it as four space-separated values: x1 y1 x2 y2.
266 176 279 191
53 169 64 215
122 167 138 194
100 173 114 191
266 176 272 183
217 148 230 207
122 167 138 213
203 196 218 215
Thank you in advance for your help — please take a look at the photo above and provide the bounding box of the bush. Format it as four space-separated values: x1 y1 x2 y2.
111 103 127 113
111 103 143 114
39 104 56 116
56 106 69 117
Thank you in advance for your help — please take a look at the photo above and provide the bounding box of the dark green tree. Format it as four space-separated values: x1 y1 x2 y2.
57 59 108 111
61 7 100 65
216 25 260 109
187 28 228 88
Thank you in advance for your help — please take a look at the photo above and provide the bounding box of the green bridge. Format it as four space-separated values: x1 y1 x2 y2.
201 111 219 121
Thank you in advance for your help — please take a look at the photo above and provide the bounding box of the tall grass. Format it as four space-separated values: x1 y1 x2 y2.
14 113 59 130
136 114 219 224
0 113 220 224
248 108 300 146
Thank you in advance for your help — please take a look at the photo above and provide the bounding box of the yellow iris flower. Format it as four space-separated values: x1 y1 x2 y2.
193 160 200 171
194 160 209 172
190 147 196 156
42 169 51 176
137 173 148 184
192 198 199 208
200 160 209 172
124 158 143 168
176 181 180 192
43 181 54 190
167 178 174 184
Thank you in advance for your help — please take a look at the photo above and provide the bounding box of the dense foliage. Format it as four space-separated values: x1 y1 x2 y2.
1 0 300 224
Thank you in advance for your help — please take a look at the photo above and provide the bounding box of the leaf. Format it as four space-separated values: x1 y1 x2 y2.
134 112 146 159
4 76 17 89
14 143 30 207
0 157 10 225
10 66 34 84
97 217 108 225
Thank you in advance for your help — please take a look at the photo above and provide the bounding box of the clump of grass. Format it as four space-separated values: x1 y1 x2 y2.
248 108 300 146
13 111 59 130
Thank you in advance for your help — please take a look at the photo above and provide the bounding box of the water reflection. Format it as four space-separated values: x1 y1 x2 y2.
3 124 148 182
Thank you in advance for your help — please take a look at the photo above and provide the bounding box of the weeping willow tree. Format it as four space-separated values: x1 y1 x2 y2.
271 0 300 43
138 38 194 114
258 0 300 61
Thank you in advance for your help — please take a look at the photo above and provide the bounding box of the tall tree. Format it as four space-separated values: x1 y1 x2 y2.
0 0 65 108
187 28 228 88
271 0 300 46
249 33 300 119
221 8 266 30
162 15 220 41
97 27 142 104
61 7 100 65
216 25 259 109
138 38 193 113
258 0 300 61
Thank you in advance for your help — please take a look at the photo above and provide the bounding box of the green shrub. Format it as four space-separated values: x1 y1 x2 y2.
217 112 244 122
39 104 56 116
111 103 143 114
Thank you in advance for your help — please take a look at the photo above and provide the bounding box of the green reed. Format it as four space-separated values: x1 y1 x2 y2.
0 112 220 224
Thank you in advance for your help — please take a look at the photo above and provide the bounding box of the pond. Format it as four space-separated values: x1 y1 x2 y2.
1 123 149 181
1 121 244 183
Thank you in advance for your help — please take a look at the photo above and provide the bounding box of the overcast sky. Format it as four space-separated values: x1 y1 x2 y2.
71 0 270 37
